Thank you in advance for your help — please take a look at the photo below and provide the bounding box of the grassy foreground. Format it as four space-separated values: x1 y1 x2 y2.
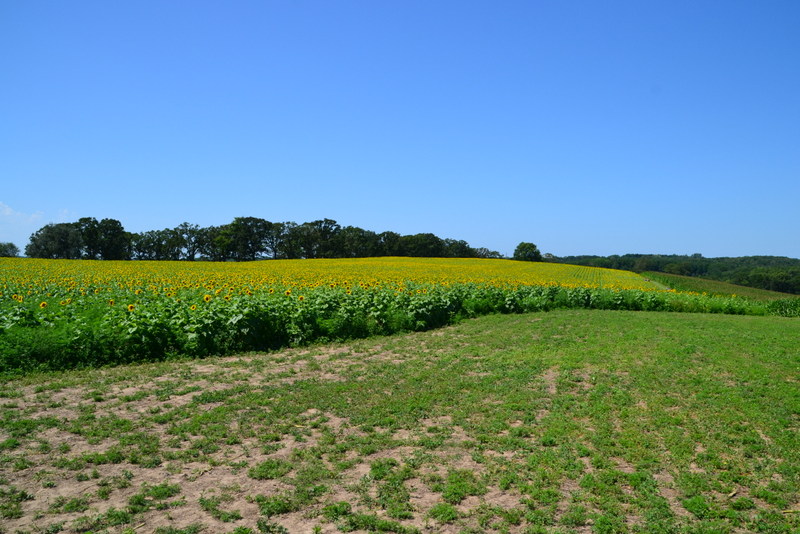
1 310 798 533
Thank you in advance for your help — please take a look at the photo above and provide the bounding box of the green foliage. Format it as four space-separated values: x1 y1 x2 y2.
248 458 293 480
370 458 399 480
256 519 290 534
25 223 83 259
199 495 242 522
255 494 296 517
103 507 133 525
432 469 485 504
513 242 542 262
339 513 420 533
29 216 494 262
4 275 788 376
154 525 203 534
0 485 33 518
428 502 458 522
766 297 800 317
559 253 800 295
0 242 19 257
49 495 89 513
644 271 794 300
127 483 182 514
322 501 352 520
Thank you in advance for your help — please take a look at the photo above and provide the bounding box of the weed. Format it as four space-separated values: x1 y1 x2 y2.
322 501 352 521
199 496 242 522
49 496 89 513
0 486 33 519
436 469 485 504
154 525 204 534
254 494 296 517
428 502 458 522
248 458 293 480
256 518 289 533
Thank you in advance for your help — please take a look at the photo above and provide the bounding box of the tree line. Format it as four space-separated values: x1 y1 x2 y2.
552 253 800 295
15 217 505 262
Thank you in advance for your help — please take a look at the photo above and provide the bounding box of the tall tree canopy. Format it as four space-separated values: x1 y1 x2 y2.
24 216 502 263
513 242 542 262
25 223 84 259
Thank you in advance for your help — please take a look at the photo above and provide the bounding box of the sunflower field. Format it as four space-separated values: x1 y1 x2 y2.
0 257 769 374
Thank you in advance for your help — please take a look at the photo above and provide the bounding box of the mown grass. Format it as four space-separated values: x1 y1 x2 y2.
0 309 798 533
643 272 796 301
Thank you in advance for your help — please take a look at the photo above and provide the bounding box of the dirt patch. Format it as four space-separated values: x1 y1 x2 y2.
654 470 692 518
540 368 559 396
613 457 636 474
407 476 440 511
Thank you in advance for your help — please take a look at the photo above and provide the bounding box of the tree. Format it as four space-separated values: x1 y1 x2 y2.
0 242 20 257
513 242 542 262
76 217 101 259
197 225 233 261
308 218 342 258
25 223 83 259
175 222 200 260
442 238 476 258
262 221 287 259
398 233 445 257
334 226 379 257
286 219 341 259
474 247 503 259
130 231 156 260
377 231 401 256
96 218 131 260
278 222 302 259
226 217 270 261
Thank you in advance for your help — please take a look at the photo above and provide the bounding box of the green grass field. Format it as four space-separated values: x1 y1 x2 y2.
643 272 796 301
1 309 798 533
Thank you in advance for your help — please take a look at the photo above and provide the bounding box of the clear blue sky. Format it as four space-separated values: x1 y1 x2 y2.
2 1 799 258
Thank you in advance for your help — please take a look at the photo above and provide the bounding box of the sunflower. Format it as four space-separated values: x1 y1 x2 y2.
127 304 135 312
203 294 212 302
190 304 197 311
39 301 47 308
298 295 305 301
108 299 115 306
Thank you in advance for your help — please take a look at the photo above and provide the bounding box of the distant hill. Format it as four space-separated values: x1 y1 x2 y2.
551 254 800 295
642 271 796 301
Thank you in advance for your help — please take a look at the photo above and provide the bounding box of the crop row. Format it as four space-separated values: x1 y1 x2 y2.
1 284 778 376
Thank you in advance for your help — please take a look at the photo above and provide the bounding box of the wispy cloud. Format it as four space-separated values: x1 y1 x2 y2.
0 201 46 249
0 202 44 223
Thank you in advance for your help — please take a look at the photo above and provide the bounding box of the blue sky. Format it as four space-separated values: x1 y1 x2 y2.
2 1 799 258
